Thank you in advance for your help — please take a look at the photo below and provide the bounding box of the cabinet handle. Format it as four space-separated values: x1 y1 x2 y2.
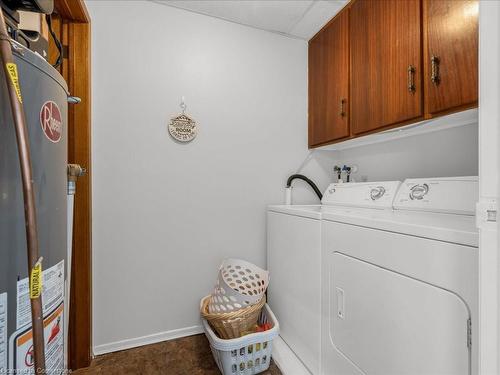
407 65 416 93
339 99 346 117
431 55 440 84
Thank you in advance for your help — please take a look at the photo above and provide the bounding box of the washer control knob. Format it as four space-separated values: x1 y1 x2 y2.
370 186 386 200
409 183 429 200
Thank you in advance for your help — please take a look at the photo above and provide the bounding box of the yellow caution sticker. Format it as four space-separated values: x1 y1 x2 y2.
30 262 42 299
6 63 23 103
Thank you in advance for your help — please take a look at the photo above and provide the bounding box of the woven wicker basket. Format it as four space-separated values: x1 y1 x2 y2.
200 295 266 339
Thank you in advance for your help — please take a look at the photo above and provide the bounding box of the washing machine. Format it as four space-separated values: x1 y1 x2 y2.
321 177 479 375
267 204 322 374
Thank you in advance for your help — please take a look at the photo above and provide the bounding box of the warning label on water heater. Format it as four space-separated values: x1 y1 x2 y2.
10 261 65 374
16 260 64 330
9 303 64 374
5 63 23 103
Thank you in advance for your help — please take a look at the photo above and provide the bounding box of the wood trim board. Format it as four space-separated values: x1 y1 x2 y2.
46 0 92 370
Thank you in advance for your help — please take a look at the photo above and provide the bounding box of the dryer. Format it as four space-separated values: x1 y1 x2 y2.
321 177 478 375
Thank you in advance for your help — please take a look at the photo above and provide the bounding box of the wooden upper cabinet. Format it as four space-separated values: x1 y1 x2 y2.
308 10 349 147
307 0 479 148
423 0 478 116
350 0 422 135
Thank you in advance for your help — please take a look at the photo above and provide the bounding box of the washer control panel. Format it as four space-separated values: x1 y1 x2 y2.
409 184 429 200
322 181 401 209
394 176 478 215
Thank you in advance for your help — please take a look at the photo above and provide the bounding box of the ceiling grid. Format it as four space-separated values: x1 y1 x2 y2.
151 0 348 40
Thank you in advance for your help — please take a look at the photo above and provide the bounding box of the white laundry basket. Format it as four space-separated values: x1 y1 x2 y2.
202 301 280 375
209 259 270 314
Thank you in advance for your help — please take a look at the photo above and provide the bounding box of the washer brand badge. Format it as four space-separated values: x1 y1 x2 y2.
40 101 62 143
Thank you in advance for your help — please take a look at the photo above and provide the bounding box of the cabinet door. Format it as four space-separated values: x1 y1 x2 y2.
424 0 478 116
350 0 422 135
308 10 349 147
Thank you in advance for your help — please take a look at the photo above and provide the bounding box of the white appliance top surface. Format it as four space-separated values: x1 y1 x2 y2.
321 206 478 247
268 203 478 245
267 204 322 220
269 177 479 246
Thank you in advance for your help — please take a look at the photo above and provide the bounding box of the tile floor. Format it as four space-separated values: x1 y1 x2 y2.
73 334 282 374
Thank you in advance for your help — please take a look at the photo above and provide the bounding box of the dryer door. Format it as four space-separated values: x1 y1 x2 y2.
331 253 470 375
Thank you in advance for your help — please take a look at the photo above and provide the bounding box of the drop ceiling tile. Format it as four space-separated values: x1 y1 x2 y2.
161 0 314 35
290 0 348 39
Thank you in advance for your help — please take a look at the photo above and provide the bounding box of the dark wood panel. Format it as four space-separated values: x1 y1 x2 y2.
423 0 478 116
308 31 326 146
308 9 350 147
350 0 422 135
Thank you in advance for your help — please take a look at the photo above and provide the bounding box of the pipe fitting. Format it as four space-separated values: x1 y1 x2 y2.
67 164 86 195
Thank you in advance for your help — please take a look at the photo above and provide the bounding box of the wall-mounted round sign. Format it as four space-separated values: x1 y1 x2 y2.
168 113 197 142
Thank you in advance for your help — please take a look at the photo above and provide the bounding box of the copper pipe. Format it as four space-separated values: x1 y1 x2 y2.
0 10 46 374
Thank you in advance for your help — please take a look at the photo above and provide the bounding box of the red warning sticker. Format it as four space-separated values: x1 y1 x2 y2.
39 101 62 143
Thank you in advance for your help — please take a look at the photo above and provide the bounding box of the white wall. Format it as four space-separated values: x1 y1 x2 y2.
87 0 333 353
334 123 478 182
88 0 479 355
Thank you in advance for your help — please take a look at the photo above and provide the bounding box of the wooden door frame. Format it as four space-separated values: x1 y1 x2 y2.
47 0 92 370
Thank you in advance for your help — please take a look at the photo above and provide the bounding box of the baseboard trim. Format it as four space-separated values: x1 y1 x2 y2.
93 325 204 356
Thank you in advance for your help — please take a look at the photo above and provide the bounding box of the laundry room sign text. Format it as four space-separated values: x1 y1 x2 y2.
169 113 197 142
168 98 197 142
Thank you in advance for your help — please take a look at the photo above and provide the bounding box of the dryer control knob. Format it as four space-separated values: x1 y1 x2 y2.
409 184 429 200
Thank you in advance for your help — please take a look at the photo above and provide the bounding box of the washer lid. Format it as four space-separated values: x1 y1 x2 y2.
267 205 322 220
394 176 478 215
322 181 401 209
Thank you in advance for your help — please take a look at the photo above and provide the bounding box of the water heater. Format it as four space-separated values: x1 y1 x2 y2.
0 37 68 373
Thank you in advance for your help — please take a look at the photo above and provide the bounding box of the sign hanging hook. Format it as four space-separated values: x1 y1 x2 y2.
180 96 186 115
